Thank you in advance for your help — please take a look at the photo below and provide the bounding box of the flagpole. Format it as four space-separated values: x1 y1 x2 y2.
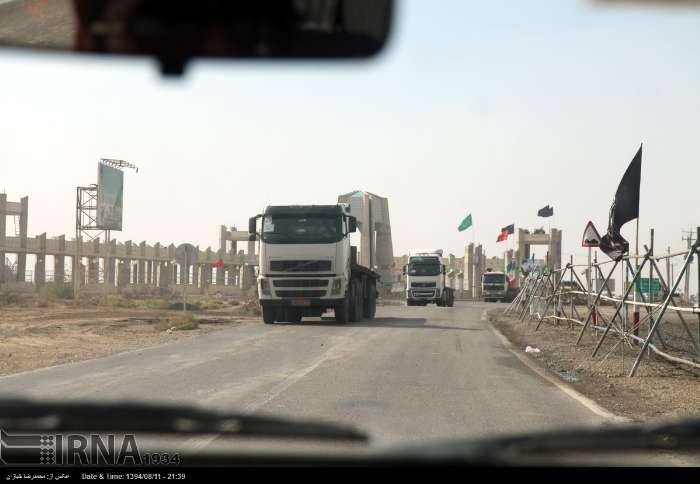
633 217 640 337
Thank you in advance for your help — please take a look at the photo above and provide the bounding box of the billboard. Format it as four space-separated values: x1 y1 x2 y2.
96 163 124 230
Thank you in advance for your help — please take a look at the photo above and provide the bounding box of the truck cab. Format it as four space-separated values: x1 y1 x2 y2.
403 251 454 307
481 270 509 302
250 204 378 324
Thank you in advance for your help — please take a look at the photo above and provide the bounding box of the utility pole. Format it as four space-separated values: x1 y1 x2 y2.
682 228 696 303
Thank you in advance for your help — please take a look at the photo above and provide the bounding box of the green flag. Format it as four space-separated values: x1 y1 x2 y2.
458 213 473 232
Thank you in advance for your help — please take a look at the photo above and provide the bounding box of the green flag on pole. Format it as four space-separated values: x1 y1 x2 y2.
458 213 473 232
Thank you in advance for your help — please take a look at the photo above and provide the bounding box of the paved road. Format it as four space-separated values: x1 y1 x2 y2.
0 301 604 447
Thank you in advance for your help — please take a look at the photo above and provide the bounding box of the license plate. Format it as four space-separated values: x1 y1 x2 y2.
291 299 311 306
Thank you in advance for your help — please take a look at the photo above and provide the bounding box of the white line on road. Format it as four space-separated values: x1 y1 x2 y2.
482 310 629 423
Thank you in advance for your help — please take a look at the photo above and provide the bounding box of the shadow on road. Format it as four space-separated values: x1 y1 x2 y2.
278 317 484 331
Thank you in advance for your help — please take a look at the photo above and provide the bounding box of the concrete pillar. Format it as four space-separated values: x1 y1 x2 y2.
220 225 228 256
549 228 562 271
474 245 484 299
35 233 47 286
88 258 100 284
359 193 372 268
240 265 255 291
216 249 225 286
86 237 100 284
54 235 66 284
374 196 394 292
517 228 529 264
124 259 131 285
202 264 212 290
138 242 146 284
158 261 171 288
117 260 130 287
124 240 133 285
465 243 474 298
146 260 153 285
192 264 199 288
16 196 28 282
104 239 116 287
79 262 86 288
227 266 235 286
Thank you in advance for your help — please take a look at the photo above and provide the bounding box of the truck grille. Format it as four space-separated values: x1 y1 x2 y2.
270 260 331 272
412 290 437 298
484 284 504 289
275 290 327 298
411 282 436 288
272 279 329 288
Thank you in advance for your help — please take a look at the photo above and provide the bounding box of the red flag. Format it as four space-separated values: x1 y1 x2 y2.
496 230 508 243
212 258 224 269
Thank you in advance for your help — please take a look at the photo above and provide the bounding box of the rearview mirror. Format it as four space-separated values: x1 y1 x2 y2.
248 216 258 241
347 216 357 233
0 0 394 76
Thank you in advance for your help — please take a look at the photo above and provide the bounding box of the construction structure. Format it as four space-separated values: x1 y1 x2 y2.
338 190 394 292
515 228 562 273
0 193 257 295
0 193 28 284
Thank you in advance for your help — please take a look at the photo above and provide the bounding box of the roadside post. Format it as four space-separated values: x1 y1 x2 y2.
176 243 198 313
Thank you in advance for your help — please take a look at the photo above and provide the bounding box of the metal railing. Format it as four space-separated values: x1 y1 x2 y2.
504 229 700 377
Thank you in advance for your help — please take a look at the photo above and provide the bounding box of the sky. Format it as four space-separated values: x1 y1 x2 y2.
1 0 699 292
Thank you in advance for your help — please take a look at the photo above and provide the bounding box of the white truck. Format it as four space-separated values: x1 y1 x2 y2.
249 204 379 324
481 270 509 302
403 250 454 307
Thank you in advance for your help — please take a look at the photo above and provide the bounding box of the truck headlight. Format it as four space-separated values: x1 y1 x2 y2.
259 278 271 296
331 278 342 295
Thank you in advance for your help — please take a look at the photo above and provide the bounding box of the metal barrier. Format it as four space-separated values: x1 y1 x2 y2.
504 228 700 377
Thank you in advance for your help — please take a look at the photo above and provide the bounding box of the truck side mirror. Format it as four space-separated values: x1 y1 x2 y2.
348 216 357 233
248 216 258 241
442 267 446 274
402 265 407 275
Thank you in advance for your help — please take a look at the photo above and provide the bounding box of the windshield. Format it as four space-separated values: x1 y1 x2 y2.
407 263 441 276
261 215 343 244
2 0 700 470
483 274 506 284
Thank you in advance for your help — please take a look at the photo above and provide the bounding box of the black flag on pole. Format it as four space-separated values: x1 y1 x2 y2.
537 205 554 217
501 224 515 235
599 144 642 260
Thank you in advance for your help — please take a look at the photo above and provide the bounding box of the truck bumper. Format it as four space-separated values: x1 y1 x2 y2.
260 298 345 309
406 289 439 301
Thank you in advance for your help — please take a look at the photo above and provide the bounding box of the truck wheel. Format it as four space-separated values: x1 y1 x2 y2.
349 279 363 322
447 290 454 307
363 279 376 319
262 306 276 324
335 296 351 323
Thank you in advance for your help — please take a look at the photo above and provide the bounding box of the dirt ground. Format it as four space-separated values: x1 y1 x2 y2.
490 308 700 422
0 302 261 377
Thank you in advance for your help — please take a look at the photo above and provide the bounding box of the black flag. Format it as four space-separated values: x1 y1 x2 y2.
537 205 554 217
501 224 515 235
599 144 642 260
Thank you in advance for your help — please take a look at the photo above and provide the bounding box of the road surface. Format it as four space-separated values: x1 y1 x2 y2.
0 301 604 448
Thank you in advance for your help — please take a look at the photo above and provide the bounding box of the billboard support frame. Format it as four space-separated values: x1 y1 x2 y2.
74 159 137 299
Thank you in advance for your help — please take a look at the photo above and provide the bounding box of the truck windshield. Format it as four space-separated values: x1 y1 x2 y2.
483 274 506 284
407 263 441 276
261 215 343 244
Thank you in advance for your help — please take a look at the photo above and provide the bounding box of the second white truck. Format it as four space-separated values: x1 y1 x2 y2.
403 250 454 307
